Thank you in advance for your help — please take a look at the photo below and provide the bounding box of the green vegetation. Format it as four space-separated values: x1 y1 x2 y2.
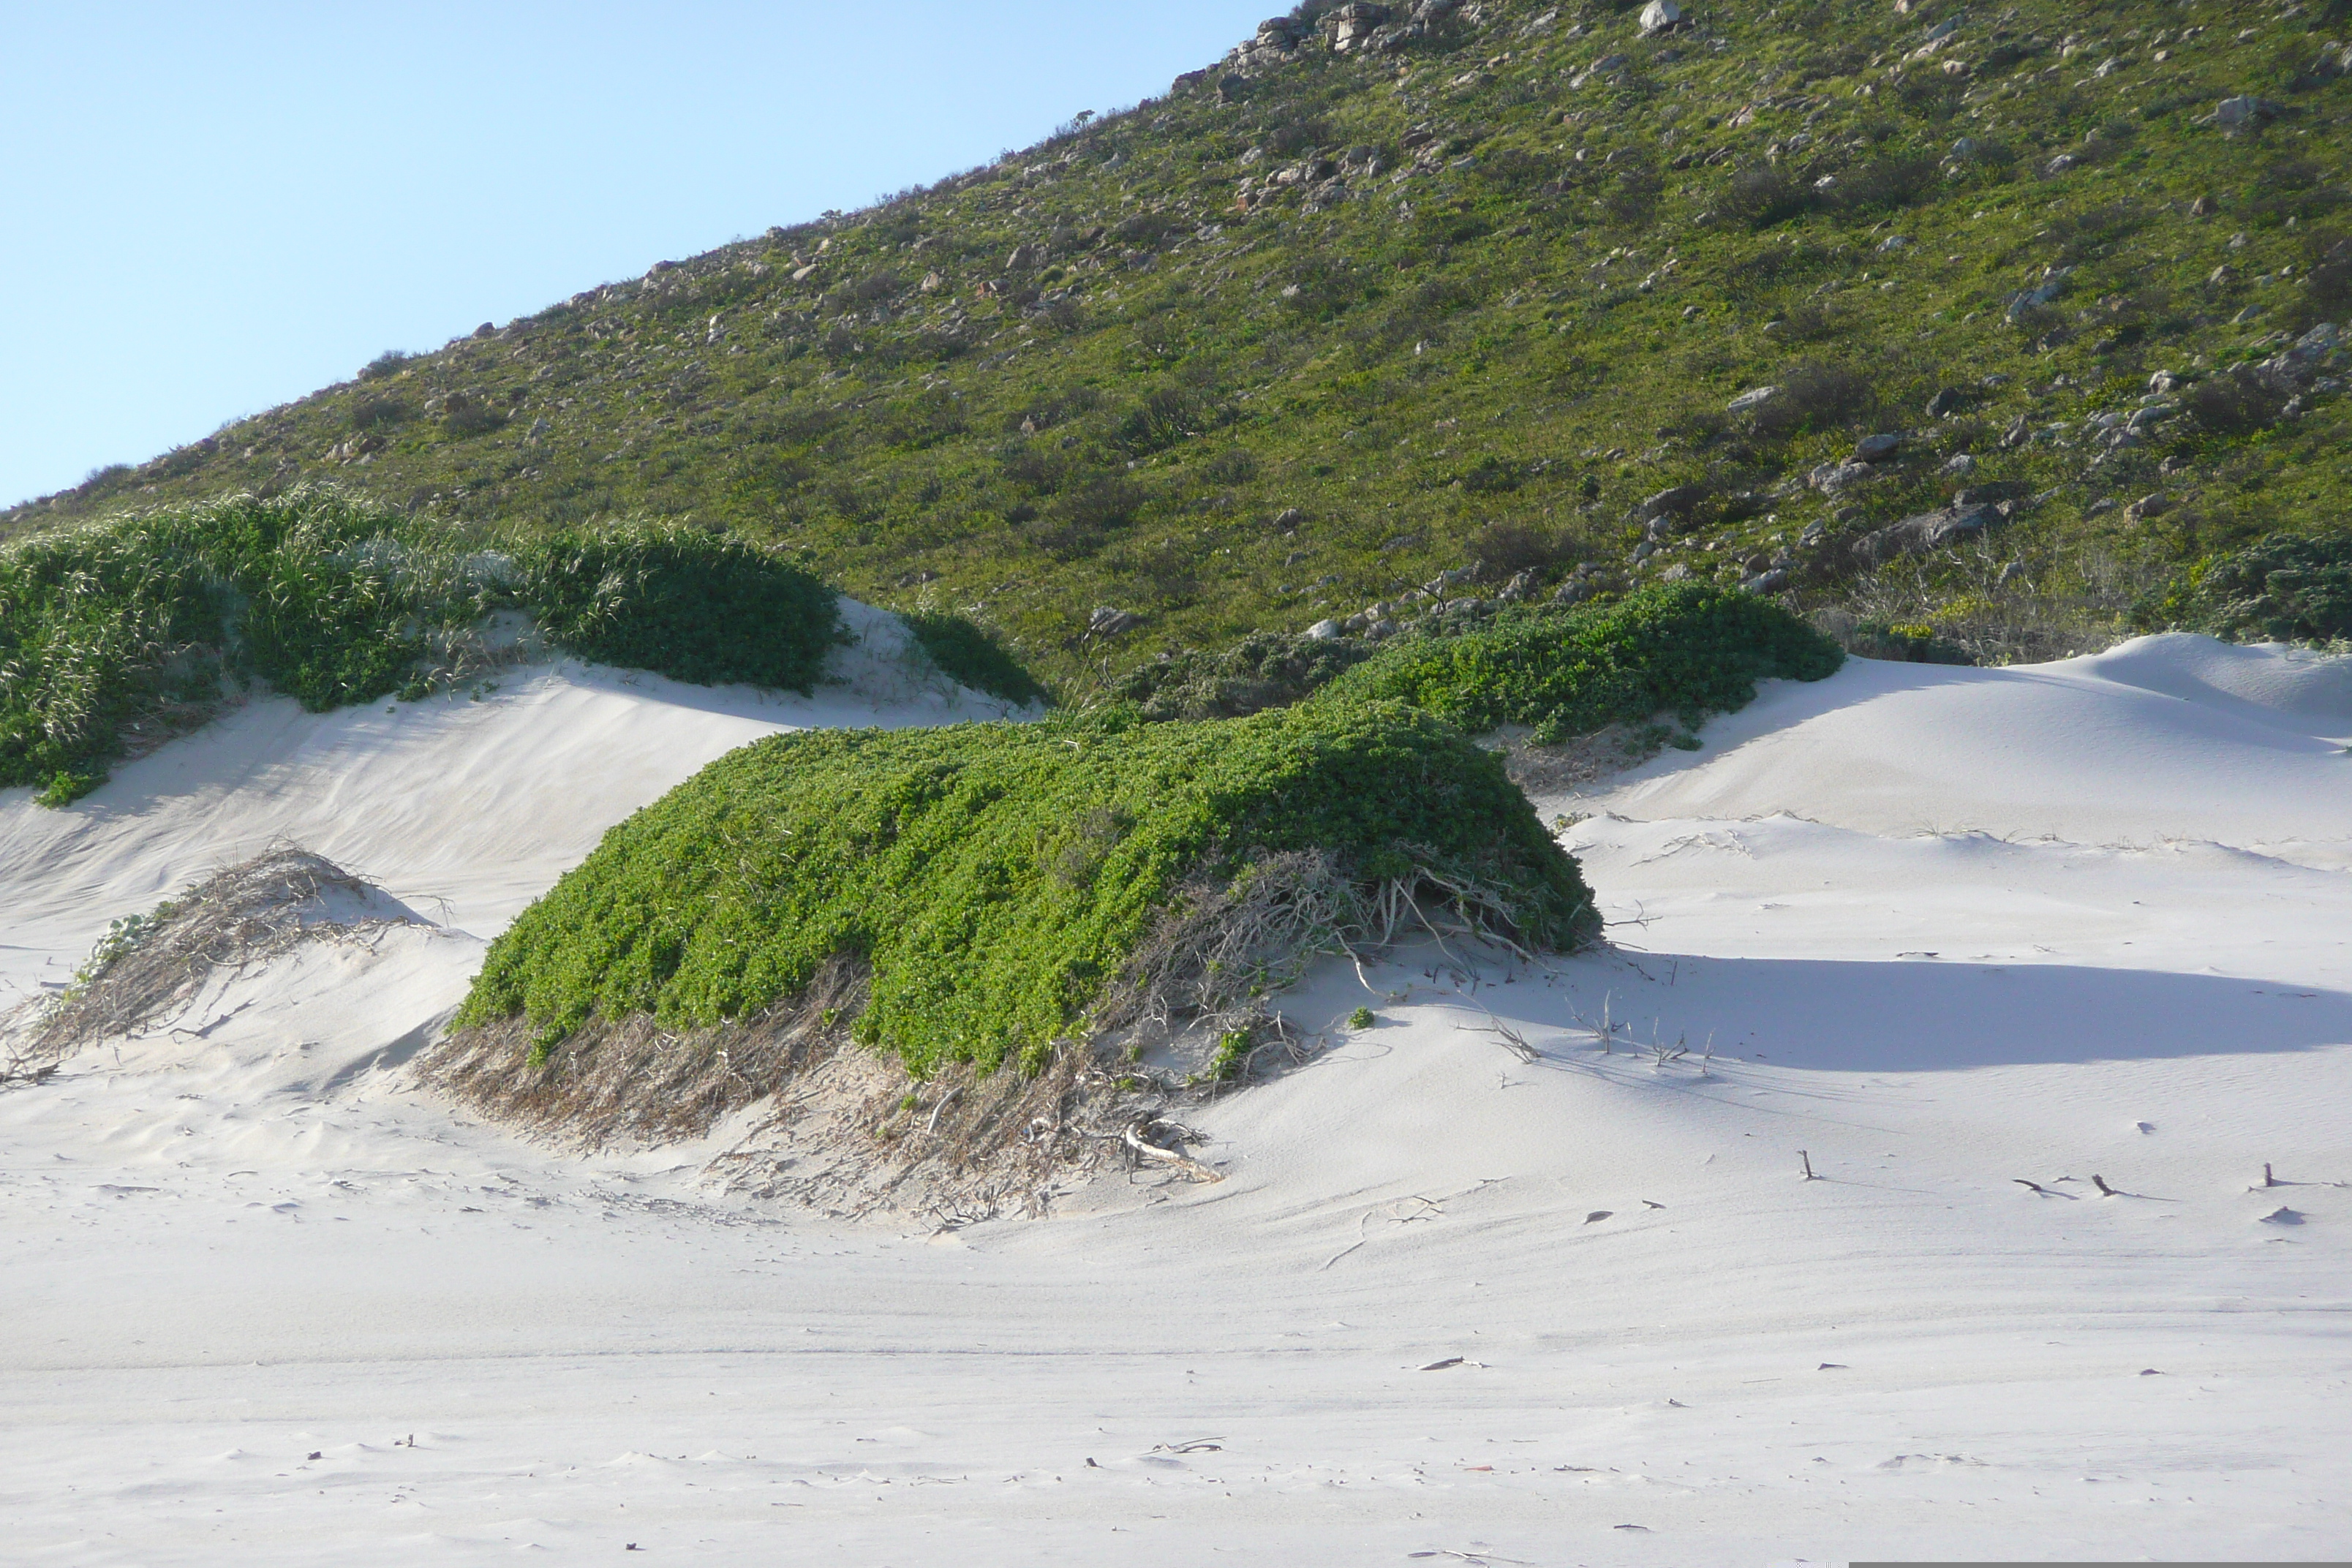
1347 1005 1377 1030
2144 529 2352 643
0 488 841 801
1324 583 1843 742
456 699 1599 1077
1113 625 1379 720
515 521 844 690
904 611 1052 706
17 0 2351 679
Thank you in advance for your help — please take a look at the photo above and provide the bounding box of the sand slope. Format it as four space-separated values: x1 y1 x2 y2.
2 633 2348 1564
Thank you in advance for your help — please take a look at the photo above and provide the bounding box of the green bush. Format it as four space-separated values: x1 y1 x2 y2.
516 521 843 692
2160 531 2352 644
1844 619 1975 665
904 611 1050 706
0 491 845 802
1110 627 1378 720
456 700 1599 1077
1322 584 1844 744
0 487 500 799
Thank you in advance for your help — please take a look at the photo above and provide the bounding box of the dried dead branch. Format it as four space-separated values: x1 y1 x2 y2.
15 845 421 1071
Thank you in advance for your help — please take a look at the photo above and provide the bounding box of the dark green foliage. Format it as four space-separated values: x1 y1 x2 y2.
1720 164 1814 229
1842 619 1976 664
2167 531 2352 644
2184 369 2289 436
1324 584 1844 743
1 491 845 801
1749 361 1877 440
0 488 498 799
517 522 843 692
905 611 1051 706
1112 627 1378 720
457 701 1599 1075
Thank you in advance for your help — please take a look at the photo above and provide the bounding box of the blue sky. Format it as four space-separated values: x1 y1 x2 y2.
0 2 1270 507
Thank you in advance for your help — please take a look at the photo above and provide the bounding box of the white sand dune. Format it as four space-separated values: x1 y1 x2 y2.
2 632 2348 1564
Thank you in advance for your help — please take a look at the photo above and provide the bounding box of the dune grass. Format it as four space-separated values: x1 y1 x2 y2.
455 698 1599 1079
0 488 845 803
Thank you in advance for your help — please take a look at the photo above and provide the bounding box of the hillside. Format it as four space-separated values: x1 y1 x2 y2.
11 0 2352 685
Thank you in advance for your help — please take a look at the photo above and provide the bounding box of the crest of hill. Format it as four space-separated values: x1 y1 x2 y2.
10 0 2352 683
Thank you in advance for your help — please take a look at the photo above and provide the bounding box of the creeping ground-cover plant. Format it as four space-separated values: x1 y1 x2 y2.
454 698 1601 1079
1322 583 1844 743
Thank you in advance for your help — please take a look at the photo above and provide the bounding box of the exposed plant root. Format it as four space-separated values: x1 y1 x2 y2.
424 846 1574 1222
416 954 872 1148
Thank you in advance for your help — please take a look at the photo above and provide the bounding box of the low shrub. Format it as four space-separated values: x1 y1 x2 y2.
0 491 845 802
516 521 843 691
454 700 1601 1077
1719 163 1814 229
0 487 500 801
2183 369 2289 437
1111 627 1378 720
1843 618 1975 664
905 611 1051 706
1749 360 1877 440
2163 531 2352 644
1322 583 1844 743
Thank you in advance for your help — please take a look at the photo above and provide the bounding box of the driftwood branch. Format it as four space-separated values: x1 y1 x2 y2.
1125 1120 1222 1183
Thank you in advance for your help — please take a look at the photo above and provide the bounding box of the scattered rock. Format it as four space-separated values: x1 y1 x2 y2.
1306 618 1346 641
1727 385 1779 414
1852 432 1904 462
2215 95 2284 129
2189 194 2217 216
2006 267 2074 320
1638 483 1708 520
471 321 497 339
1925 386 1970 418
1638 0 1684 34
1943 453 1978 476
1855 502 1999 565
1809 459 1877 493
1275 506 1308 529
2126 491 2172 523
1006 242 1050 271
1087 606 1143 636
1323 1 1393 51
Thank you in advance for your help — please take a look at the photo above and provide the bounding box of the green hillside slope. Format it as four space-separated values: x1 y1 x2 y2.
13 0 2351 681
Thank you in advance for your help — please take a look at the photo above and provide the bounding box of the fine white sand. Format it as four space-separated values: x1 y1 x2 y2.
2 630 2348 1564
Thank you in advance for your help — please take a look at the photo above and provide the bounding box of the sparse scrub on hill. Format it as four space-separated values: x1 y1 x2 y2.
0 489 855 802
1324 584 1844 743
449 700 1600 1088
9 0 2352 683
